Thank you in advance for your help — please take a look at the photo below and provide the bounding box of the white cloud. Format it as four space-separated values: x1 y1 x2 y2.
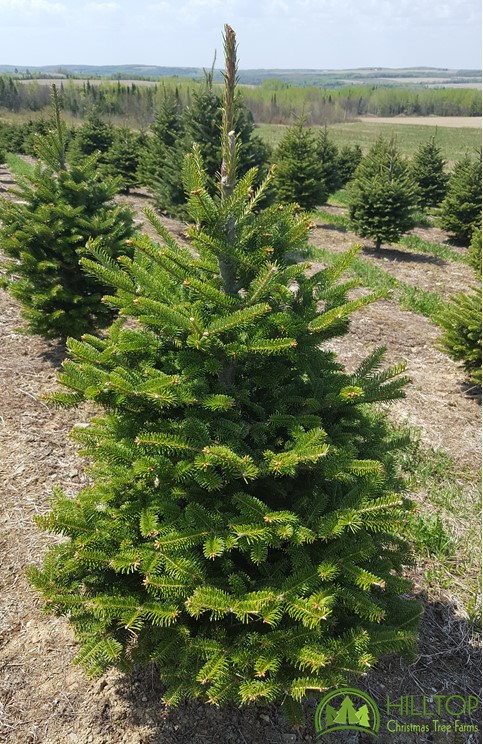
84 1 120 11
0 0 67 11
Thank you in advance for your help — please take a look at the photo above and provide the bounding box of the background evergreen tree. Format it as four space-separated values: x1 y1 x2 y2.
69 108 114 167
439 152 482 245
137 90 186 215
337 144 363 188
437 224 482 386
348 137 417 249
183 70 222 186
233 99 272 191
106 126 144 194
410 135 448 210
315 126 339 196
274 121 326 209
29 31 419 721
468 224 482 275
0 87 134 340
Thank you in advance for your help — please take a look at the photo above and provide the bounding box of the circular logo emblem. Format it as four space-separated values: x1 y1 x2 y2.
315 687 380 737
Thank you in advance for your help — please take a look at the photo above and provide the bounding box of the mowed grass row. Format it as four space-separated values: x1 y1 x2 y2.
256 120 482 164
396 429 481 626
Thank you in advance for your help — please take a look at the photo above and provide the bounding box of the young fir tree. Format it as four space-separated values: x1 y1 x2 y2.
337 144 363 188
0 87 134 340
69 109 115 167
232 99 272 192
184 69 222 186
315 126 339 197
30 29 420 721
410 135 448 210
105 126 144 194
468 223 482 275
437 224 482 386
439 152 482 245
274 121 326 210
348 137 417 250
137 89 186 216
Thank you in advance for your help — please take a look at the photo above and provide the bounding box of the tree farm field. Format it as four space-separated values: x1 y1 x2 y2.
0 145 481 743
256 118 482 165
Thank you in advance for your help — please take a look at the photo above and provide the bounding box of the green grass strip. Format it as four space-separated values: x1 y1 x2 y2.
4 152 35 178
309 244 447 322
314 208 350 230
328 189 350 207
399 234 469 264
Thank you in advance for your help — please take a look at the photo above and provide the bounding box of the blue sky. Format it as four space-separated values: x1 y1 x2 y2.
0 0 481 69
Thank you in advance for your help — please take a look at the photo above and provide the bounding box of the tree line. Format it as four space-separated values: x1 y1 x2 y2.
0 74 481 125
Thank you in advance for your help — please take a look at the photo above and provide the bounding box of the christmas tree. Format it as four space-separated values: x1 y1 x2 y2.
468 224 482 275
437 224 482 386
315 126 340 197
184 68 222 187
439 152 482 245
0 86 134 340
274 120 326 210
105 126 144 194
137 89 186 216
410 135 448 210
30 30 420 721
337 144 362 188
348 137 417 250
68 108 114 167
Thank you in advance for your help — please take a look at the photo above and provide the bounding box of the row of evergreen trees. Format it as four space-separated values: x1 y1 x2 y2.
1 28 422 722
2 96 480 254
272 122 362 210
273 119 481 249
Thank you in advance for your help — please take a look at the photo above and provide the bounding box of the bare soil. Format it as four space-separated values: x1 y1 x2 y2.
0 176 481 743
359 116 482 129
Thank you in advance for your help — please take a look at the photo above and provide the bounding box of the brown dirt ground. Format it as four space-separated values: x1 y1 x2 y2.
358 117 482 129
0 175 481 743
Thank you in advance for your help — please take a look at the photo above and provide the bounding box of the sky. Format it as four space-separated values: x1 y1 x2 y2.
0 0 481 70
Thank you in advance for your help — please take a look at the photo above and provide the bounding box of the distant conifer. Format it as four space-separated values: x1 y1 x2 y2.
410 135 448 209
274 121 326 209
439 152 482 245
348 137 417 249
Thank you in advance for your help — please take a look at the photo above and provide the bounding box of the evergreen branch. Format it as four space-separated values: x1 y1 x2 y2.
135 432 198 454
247 338 298 354
308 292 382 333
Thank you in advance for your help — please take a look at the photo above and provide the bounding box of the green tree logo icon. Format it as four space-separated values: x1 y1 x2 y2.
315 688 380 737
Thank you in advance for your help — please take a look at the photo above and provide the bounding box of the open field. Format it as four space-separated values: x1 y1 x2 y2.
256 119 482 164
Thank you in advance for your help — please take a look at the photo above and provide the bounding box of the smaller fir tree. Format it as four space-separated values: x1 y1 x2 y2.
137 89 186 215
274 121 326 210
184 69 222 185
348 137 417 250
468 224 482 275
437 224 482 386
410 135 448 210
439 152 482 245
69 108 114 167
106 126 144 194
315 126 340 196
337 144 362 188
0 86 134 340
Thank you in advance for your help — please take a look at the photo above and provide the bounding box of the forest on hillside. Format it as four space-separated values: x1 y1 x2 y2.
0 75 481 126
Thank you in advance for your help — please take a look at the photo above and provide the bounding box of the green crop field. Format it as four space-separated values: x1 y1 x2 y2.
256 120 482 165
